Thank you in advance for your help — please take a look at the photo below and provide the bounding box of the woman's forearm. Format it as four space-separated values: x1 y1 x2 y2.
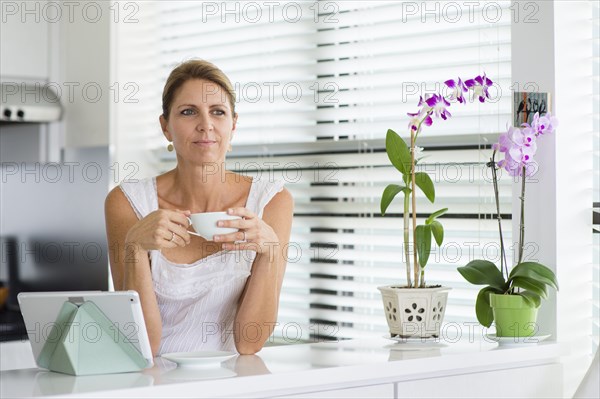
234 247 285 354
226 189 294 354
123 241 163 356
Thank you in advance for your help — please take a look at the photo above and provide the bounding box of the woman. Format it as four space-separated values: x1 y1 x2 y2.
105 60 293 356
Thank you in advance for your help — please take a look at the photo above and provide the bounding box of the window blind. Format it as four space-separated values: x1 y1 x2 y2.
114 1 513 342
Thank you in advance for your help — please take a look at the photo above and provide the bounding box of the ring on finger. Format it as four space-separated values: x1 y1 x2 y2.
170 231 175 242
243 231 247 242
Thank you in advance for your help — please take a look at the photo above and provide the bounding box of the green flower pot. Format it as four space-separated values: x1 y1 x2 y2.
489 293 539 337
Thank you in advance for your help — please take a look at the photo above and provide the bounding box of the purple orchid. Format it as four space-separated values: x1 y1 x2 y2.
494 120 549 177
528 112 558 135
407 109 432 132
459 96 559 323
492 131 510 152
508 139 536 165
386 73 501 289
445 78 468 104
497 156 521 177
465 73 493 103
424 94 452 120
406 75 494 135
521 126 537 148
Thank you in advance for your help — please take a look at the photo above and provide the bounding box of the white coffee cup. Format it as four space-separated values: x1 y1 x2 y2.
187 211 241 240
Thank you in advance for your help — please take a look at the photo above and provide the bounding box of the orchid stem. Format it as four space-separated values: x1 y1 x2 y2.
490 151 509 281
411 129 419 288
517 166 526 265
403 186 412 287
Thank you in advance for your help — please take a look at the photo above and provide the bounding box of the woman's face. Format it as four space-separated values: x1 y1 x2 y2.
160 79 237 165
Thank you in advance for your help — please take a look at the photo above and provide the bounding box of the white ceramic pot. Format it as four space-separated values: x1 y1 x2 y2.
377 286 451 338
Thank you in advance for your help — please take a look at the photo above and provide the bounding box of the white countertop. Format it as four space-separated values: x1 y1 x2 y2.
0 336 565 398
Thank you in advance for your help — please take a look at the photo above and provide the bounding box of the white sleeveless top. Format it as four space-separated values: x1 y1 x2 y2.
119 176 284 354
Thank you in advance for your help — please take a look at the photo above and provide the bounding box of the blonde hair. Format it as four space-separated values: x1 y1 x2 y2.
161 59 236 119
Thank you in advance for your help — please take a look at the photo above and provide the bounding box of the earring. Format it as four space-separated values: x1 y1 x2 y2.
167 142 174 152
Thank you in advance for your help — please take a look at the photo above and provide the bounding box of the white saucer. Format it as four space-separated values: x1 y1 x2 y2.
385 343 447 351
161 351 237 368
162 367 237 381
383 335 446 350
485 334 551 345
383 335 441 343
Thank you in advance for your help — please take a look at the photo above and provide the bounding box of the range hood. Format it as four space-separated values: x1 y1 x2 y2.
1 82 63 123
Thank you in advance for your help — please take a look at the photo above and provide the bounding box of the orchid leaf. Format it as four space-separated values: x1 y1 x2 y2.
426 208 448 224
475 286 503 327
457 260 506 290
430 220 444 246
414 172 435 203
385 129 411 176
519 291 542 308
511 277 548 299
509 262 558 291
380 184 408 216
415 225 432 268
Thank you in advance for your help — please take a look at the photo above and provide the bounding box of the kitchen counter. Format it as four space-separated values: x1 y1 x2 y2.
1 336 565 398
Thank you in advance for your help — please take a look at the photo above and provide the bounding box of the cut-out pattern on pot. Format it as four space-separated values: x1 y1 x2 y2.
404 302 426 322
431 300 444 322
385 301 398 322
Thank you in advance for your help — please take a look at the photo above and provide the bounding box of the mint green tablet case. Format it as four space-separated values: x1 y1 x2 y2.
37 300 148 376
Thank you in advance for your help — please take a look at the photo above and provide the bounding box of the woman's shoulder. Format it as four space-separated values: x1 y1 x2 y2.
249 176 292 217
117 176 157 200
261 183 293 238
107 176 158 219
264 185 293 211
118 176 155 191
251 175 285 191
105 184 134 219
106 177 150 205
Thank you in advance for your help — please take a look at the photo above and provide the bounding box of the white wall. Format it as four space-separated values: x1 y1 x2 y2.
0 1 49 81
510 0 558 339
511 1 594 396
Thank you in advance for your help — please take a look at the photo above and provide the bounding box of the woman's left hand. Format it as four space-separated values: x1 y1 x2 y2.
213 207 279 255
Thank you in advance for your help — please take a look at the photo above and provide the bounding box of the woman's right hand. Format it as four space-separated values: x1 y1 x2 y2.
125 209 192 251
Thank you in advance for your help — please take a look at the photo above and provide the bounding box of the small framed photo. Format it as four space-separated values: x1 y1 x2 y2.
513 92 550 126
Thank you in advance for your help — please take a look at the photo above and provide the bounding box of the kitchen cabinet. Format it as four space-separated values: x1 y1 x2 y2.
0 6 49 81
61 1 111 148
275 384 395 398
1 1 112 149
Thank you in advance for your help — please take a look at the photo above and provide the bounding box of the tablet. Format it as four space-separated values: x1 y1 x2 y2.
18 291 153 374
